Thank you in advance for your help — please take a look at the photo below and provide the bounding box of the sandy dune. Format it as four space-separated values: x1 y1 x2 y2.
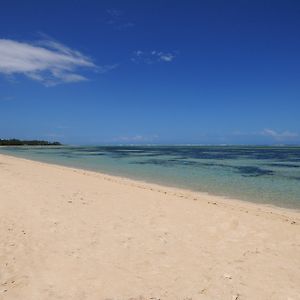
0 153 299 300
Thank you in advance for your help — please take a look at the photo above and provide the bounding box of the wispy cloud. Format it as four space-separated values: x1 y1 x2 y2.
0 38 113 86
131 50 177 64
260 128 299 141
113 134 159 143
105 9 134 30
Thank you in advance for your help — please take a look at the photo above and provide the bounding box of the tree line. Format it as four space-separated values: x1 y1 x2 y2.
0 139 61 146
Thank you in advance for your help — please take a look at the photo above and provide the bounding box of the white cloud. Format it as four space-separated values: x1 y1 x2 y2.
96 64 119 74
261 128 299 141
105 9 134 30
158 53 176 62
114 134 159 143
0 38 107 86
132 50 177 64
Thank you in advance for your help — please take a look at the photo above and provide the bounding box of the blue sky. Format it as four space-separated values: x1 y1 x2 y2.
0 0 299 145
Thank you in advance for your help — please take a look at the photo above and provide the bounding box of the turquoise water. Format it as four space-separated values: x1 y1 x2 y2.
1 145 300 209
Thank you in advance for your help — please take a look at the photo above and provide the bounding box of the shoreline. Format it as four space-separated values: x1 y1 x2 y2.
1 153 299 299
1 152 300 218
1 145 300 211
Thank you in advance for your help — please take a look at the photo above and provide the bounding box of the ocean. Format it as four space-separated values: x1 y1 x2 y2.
1 145 300 209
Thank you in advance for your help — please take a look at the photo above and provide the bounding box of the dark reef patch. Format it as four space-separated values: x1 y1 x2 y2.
265 163 300 168
235 166 274 177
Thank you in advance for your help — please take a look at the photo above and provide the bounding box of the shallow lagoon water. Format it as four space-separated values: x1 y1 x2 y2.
1 145 300 209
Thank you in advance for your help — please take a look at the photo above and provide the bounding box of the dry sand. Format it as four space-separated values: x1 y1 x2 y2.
0 153 299 300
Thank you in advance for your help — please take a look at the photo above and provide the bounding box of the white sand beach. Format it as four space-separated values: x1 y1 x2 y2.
0 153 299 300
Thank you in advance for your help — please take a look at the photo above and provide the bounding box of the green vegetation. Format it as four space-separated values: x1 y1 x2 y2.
0 139 61 146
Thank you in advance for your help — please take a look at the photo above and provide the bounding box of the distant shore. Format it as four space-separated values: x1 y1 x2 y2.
0 139 61 146
0 153 299 299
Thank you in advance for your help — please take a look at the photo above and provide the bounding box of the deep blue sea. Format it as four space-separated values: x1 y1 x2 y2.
1 145 300 209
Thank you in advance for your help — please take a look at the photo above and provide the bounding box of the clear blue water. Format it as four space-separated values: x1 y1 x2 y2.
1 145 300 209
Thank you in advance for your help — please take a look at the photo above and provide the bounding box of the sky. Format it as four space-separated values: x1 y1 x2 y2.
0 0 300 145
